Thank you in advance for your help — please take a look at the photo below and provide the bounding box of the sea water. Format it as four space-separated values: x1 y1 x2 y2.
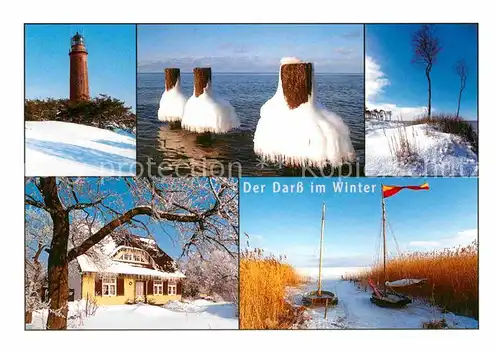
137 72 364 176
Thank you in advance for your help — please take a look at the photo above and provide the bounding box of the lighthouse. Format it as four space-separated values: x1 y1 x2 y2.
69 32 90 102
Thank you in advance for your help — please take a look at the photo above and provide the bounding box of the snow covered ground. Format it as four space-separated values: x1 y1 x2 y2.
290 277 478 329
25 121 136 176
366 119 478 176
27 299 238 330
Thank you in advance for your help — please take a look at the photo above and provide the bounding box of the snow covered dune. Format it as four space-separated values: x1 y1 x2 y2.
25 121 136 176
366 119 478 176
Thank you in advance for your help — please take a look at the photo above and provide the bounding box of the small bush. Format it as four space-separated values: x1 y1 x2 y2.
412 113 477 154
25 95 135 133
423 319 448 329
384 116 420 165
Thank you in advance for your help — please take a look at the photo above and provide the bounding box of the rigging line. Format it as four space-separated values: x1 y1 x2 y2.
385 210 401 256
373 216 382 265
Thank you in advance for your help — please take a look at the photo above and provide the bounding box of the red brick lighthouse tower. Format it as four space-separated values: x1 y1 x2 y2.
69 32 90 102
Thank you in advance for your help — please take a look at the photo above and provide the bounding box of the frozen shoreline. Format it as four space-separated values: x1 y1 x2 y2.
365 119 478 176
290 278 478 329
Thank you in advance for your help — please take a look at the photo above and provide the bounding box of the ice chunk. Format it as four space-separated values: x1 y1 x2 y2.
253 58 355 168
181 72 239 133
157 79 188 122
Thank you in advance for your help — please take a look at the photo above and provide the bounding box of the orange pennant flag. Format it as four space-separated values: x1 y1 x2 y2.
382 183 429 199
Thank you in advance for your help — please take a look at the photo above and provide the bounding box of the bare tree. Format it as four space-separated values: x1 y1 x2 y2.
25 209 52 324
25 177 238 329
412 25 442 119
181 248 238 305
454 59 467 118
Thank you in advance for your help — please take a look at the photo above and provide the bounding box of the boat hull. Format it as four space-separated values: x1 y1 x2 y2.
302 290 338 307
370 292 411 308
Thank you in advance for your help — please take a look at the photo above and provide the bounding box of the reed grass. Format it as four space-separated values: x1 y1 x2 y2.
240 248 305 329
352 241 478 319
383 115 420 165
411 113 478 153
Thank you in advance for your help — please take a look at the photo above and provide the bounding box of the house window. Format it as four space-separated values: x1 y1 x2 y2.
102 277 116 296
133 252 146 263
153 280 163 295
123 253 133 261
118 249 147 264
168 282 177 295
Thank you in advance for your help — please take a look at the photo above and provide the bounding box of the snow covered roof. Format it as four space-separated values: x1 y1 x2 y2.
76 234 185 279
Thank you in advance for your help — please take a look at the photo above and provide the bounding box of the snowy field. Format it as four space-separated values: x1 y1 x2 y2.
27 299 237 330
292 270 478 329
25 121 136 176
365 119 478 176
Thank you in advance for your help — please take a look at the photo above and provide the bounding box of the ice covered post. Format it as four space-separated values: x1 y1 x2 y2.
181 67 240 133
281 62 313 110
194 67 212 97
157 68 187 122
253 57 355 168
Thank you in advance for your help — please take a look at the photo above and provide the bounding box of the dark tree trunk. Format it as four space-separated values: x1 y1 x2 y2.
25 311 32 324
426 65 432 119
39 177 70 330
456 77 466 118
46 209 70 329
456 89 463 118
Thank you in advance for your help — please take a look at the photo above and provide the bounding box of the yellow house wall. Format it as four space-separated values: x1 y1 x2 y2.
81 273 182 305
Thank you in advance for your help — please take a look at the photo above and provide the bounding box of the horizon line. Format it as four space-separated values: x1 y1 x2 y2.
138 71 363 75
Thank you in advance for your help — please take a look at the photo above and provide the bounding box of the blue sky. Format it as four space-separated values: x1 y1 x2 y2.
138 24 363 73
366 24 478 121
240 177 478 268
25 24 136 111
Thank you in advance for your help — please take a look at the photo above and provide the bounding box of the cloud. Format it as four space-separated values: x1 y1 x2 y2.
217 43 249 54
259 242 372 268
139 56 278 73
340 30 362 39
314 255 373 268
409 229 477 250
365 56 390 101
366 102 428 121
366 56 427 121
139 54 363 74
333 47 355 57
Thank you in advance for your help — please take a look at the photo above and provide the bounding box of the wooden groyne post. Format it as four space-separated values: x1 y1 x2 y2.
281 62 313 109
194 67 212 97
164 68 181 91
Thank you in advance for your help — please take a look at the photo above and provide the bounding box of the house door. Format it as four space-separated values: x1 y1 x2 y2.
136 281 145 297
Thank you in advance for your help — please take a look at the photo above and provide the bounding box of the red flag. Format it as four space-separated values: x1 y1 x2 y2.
382 183 429 199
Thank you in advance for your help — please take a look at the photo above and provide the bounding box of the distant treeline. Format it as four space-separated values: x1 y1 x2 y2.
25 95 136 133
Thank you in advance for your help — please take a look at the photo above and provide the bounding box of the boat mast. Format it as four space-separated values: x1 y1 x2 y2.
381 185 387 286
318 202 325 296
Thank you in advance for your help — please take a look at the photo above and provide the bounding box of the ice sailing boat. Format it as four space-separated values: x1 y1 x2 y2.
302 202 338 307
368 184 429 308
